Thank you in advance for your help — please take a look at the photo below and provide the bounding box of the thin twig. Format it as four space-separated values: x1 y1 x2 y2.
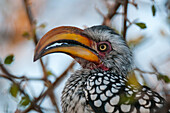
49 91 61 113
134 68 157 75
23 0 48 79
0 74 43 113
22 61 75 113
123 0 128 40
0 62 44 81
107 0 121 19
99 0 121 26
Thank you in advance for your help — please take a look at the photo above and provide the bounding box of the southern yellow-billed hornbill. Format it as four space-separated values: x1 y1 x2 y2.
34 25 169 113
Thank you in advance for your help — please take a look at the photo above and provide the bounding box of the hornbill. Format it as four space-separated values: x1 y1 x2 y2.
34 25 169 113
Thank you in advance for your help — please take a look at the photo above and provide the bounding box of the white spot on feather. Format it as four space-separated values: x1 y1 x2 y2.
131 108 137 113
105 102 114 112
100 93 107 101
94 99 102 107
90 94 97 101
87 85 92 90
156 103 163 108
140 107 150 113
153 96 160 103
95 79 101 85
125 88 129 91
110 95 120 105
90 81 94 86
121 104 131 112
139 99 147 105
143 94 149 100
103 80 109 85
128 91 133 95
98 73 103 76
106 90 113 97
104 76 109 80
96 86 102 93
145 101 151 108
110 78 115 82
100 85 107 90
89 88 95 93
111 87 118 93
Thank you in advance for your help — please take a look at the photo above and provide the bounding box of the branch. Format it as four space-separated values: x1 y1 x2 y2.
107 0 121 19
123 0 128 40
22 61 75 113
48 91 60 113
0 63 43 81
96 0 121 26
0 74 43 113
23 0 48 79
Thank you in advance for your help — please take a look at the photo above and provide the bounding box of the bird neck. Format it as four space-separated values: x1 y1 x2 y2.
96 64 110 71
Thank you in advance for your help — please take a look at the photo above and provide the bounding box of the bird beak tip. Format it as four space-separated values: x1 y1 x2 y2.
33 53 40 62
33 56 37 62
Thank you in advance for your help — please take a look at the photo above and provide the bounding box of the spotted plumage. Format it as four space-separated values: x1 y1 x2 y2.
34 25 169 113
61 69 166 113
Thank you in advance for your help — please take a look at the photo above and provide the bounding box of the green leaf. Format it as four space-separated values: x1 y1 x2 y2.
135 23 147 29
4 54 14 64
19 96 30 107
22 32 30 38
39 23 46 28
158 74 170 83
152 5 156 16
47 70 53 76
9 83 19 98
47 70 56 77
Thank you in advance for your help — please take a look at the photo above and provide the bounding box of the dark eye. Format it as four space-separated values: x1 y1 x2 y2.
98 43 108 52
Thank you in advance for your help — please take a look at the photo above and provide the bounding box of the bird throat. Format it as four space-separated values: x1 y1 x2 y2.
97 64 110 71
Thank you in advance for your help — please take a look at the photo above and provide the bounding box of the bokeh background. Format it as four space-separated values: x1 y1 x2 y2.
0 0 170 112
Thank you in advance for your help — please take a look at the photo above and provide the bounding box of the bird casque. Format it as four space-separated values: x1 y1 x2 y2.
34 25 168 113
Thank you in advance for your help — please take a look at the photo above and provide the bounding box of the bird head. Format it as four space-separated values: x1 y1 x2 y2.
34 25 133 76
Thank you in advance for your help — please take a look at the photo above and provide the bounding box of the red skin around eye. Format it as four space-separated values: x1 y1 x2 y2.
96 41 112 71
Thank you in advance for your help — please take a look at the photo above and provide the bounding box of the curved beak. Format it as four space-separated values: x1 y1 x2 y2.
34 26 100 63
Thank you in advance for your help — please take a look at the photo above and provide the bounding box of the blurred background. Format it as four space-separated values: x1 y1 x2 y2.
0 0 169 112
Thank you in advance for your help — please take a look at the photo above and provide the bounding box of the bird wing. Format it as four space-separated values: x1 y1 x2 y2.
84 71 166 113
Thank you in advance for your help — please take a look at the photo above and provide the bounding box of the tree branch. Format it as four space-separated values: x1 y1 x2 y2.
123 0 128 40
99 0 121 26
22 61 75 113
23 0 48 79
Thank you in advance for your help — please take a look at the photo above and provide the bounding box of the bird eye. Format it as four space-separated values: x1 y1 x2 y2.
98 43 108 52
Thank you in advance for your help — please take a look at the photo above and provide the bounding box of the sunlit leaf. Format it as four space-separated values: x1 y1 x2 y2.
127 71 141 89
47 70 53 76
127 36 144 48
4 54 14 64
19 96 30 107
9 83 19 98
47 70 56 77
22 32 30 38
39 23 46 28
135 23 147 29
152 5 156 16
157 74 170 83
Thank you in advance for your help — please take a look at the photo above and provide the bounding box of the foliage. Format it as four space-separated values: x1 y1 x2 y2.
152 5 156 16
19 96 30 107
135 23 147 29
4 54 14 65
9 83 19 98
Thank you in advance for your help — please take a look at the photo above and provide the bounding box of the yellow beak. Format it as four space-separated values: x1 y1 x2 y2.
34 26 99 63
